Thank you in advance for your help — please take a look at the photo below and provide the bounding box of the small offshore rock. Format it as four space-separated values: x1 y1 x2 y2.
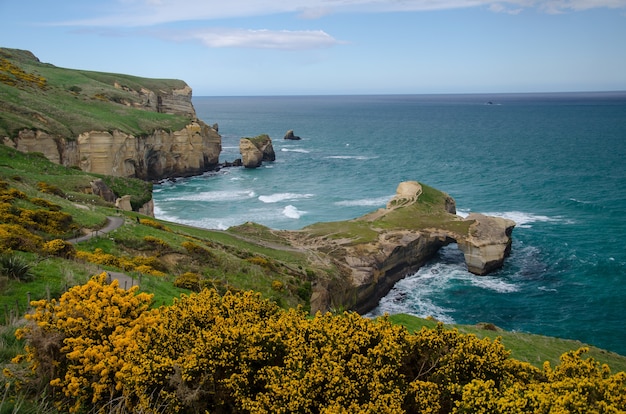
284 129 301 140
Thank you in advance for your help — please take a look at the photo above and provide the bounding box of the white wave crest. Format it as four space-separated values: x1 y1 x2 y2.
282 205 305 219
163 190 256 202
259 193 314 203
458 210 572 228
326 155 376 160
335 195 392 207
367 250 520 319
281 148 310 153
470 276 520 293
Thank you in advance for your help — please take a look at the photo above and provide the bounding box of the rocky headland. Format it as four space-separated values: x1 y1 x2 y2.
277 181 515 313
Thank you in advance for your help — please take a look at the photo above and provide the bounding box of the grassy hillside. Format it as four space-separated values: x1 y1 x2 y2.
0 47 190 138
0 143 624 374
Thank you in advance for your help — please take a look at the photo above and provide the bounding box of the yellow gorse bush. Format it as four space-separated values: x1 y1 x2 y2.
9 275 626 413
14 273 153 413
76 248 167 276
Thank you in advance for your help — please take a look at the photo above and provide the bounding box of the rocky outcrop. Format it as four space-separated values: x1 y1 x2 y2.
456 213 515 275
284 129 301 140
239 134 275 168
112 82 195 118
6 121 221 180
90 179 117 203
283 181 515 314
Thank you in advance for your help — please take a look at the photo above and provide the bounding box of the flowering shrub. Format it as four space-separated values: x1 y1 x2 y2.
42 239 75 259
139 218 170 232
0 223 42 252
29 197 62 211
10 281 626 413
76 249 167 276
37 182 64 197
173 272 202 291
13 273 153 413
143 235 170 252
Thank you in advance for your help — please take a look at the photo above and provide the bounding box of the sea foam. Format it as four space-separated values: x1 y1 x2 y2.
326 155 377 160
163 190 256 203
259 193 314 203
335 195 392 207
282 205 305 219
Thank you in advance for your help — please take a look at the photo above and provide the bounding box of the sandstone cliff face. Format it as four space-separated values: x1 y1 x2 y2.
112 82 195 118
6 120 221 180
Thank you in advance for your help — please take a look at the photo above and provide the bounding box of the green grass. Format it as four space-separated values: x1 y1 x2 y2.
0 47 190 138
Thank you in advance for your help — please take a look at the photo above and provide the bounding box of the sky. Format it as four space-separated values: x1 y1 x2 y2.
1 0 625 96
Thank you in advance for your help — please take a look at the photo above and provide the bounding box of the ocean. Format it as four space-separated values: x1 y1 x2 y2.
153 92 626 355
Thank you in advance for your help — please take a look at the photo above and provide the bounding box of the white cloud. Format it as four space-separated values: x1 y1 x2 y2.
57 0 626 27
180 28 343 50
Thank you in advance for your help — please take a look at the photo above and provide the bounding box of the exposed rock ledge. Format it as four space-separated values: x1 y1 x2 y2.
5 121 221 181
279 181 515 314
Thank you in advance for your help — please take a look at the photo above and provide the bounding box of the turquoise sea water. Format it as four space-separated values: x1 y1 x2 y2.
153 93 626 355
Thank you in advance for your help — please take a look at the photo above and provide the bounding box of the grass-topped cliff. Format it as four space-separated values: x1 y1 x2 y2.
0 47 191 138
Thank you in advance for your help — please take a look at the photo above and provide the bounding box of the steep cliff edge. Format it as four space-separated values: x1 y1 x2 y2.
0 47 221 180
275 181 515 314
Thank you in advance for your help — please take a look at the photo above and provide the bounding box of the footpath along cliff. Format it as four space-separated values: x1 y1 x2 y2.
0 47 221 180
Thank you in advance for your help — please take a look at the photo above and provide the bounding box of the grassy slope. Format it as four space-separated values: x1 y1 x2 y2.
0 47 190 138
1 146 624 374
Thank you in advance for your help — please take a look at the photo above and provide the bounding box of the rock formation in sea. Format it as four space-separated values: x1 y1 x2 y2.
284 129 301 140
239 134 276 168
279 181 515 314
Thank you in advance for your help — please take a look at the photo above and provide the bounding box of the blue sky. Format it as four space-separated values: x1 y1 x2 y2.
1 0 625 96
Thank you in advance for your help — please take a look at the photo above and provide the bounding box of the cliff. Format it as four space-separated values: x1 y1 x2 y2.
0 47 221 180
278 181 515 314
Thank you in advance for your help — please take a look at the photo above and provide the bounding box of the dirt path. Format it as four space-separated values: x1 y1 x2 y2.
66 216 125 243
67 216 137 288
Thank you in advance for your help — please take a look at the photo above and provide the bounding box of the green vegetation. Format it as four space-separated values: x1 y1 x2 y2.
4 278 625 413
304 182 471 244
245 133 272 147
0 82 625 411
0 47 190 138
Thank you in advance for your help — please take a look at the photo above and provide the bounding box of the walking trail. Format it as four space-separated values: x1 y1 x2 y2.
67 216 137 289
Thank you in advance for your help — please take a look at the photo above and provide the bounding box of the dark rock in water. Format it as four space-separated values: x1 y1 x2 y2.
284 129 301 140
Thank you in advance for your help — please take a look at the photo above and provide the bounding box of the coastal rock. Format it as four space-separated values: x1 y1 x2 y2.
284 129 301 140
456 213 515 275
283 181 515 314
90 179 117 203
115 195 133 211
239 134 275 168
